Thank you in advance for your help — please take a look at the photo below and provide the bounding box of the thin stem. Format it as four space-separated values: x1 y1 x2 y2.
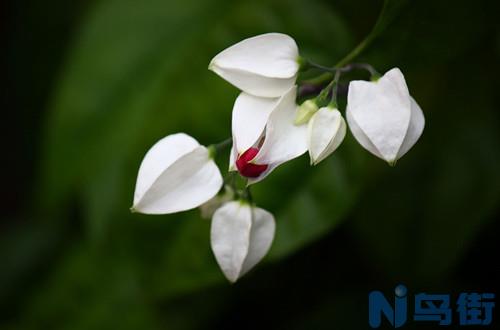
317 79 335 102
330 70 342 107
214 137 232 151
313 62 377 104
307 60 376 75
307 60 340 74
243 185 253 204
304 0 392 85
208 137 232 159
345 63 380 77
335 0 390 68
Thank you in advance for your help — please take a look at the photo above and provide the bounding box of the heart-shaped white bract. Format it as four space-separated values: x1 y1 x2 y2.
346 68 425 164
229 92 279 171
132 133 223 214
307 106 346 165
209 33 300 98
228 86 308 183
210 201 275 283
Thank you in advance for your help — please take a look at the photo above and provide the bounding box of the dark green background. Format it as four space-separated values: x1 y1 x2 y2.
3 0 499 329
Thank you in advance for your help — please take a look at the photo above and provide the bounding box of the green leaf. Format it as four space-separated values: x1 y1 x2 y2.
38 0 234 214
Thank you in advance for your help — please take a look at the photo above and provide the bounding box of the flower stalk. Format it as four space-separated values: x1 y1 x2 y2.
304 0 393 86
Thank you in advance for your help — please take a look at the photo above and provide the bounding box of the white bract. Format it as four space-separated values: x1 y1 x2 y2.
211 201 275 283
132 133 223 214
209 33 300 98
229 86 308 183
229 92 279 171
308 106 346 165
346 68 425 164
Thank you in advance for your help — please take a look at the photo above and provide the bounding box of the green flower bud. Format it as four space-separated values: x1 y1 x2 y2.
294 99 319 125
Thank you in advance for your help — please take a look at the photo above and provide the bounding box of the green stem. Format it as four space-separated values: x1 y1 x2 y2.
335 0 389 67
243 185 253 204
304 0 391 85
208 137 232 159
215 137 232 150
317 79 335 102
307 60 339 74
329 70 342 107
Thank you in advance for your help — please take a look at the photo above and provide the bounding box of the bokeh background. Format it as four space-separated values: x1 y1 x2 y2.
3 0 500 329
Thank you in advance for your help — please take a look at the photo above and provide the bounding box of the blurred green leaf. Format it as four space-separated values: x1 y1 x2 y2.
6 0 500 329
15 244 161 330
266 143 366 259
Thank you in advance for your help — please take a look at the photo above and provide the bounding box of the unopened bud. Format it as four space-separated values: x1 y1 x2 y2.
294 99 318 125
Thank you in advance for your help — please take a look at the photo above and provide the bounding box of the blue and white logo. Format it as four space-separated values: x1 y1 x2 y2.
369 285 495 328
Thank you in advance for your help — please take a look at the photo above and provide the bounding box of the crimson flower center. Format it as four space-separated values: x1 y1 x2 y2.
236 148 268 178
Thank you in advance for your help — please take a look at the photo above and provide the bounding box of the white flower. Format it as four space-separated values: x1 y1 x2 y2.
308 106 346 165
209 33 300 98
211 201 275 282
132 133 223 214
229 86 308 183
346 68 425 164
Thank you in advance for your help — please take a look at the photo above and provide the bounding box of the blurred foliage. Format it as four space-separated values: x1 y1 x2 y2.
3 0 500 329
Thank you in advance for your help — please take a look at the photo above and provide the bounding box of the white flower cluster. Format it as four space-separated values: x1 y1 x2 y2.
132 33 424 282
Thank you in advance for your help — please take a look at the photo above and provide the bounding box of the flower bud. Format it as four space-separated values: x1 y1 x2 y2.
307 106 346 165
132 133 223 214
211 201 275 282
236 147 268 178
346 68 425 164
294 99 318 125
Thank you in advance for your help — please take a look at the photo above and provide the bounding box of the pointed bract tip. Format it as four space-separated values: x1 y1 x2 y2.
130 206 138 213
309 154 318 166
208 60 216 71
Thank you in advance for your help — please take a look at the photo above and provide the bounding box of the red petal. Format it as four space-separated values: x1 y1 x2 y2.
236 148 268 178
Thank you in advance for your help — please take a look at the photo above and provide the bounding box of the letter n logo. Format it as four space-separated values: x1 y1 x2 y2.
369 285 407 328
